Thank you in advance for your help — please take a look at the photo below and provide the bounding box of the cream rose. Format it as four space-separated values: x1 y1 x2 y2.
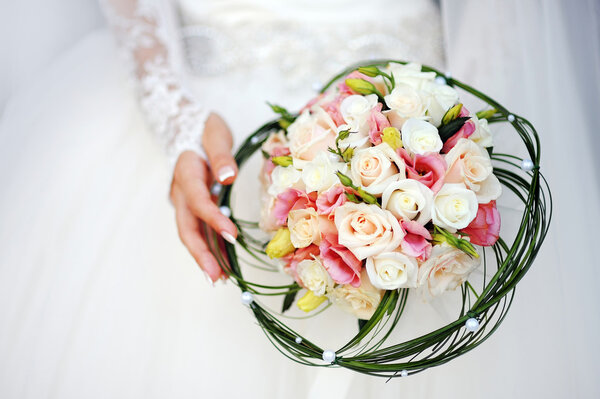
288 106 337 163
340 94 378 133
432 183 478 230
334 203 404 260
383 84 428 129
350 143 406 195
381 179 434 225
301 152 347 193
261 130 289 155
469 116 493 148
288 208 320 248
267 165 303 197
418 244 481 297
296 257 333 297
328 269 383 319
401 118 443 155
366 251 419 290
445 138 501 203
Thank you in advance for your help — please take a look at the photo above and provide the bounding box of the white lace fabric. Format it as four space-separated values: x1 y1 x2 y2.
101 0 208 175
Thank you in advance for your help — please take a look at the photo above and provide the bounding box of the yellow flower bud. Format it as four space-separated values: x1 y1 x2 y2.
381 127 402 150
442 103 463 125
265 228 295 259
271 156 293 167
297 290 327 312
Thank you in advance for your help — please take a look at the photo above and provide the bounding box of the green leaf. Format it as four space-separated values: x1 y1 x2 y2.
261 150 270 159
268 102 290 116
282 288 299 313
358 318 369 331
441 103 463 125
438 116 471 142
486 146 493 157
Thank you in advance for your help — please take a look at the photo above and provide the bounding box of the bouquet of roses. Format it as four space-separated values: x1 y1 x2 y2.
258 63 502 320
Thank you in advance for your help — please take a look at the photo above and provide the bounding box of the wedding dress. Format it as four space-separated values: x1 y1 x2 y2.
0 0 599 398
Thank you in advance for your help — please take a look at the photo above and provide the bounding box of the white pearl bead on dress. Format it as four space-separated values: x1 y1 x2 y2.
507 114 515 122
400 370 408 377
435 76 446 85
295 337 302 344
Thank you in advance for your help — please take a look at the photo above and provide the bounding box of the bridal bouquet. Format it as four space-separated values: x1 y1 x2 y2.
259 63 501 319
212 60 550 376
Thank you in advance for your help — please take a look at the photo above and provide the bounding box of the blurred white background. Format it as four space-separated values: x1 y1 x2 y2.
0 0 103 112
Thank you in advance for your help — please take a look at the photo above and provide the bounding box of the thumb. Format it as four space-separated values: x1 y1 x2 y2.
202 112 238 185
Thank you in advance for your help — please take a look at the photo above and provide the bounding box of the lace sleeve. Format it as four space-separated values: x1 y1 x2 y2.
100 0 208 175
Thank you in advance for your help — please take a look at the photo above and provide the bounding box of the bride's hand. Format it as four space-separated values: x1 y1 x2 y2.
170 113 238 282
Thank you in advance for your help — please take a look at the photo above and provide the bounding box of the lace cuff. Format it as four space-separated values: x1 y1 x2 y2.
101 0 208 176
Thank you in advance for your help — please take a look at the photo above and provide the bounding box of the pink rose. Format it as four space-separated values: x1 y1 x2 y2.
460 201 501 246
283 245 320 284
368 103 391 145
288 107 338 162
316 185 348 219
301 92 328 113
398 148 447 193
400 220 432 261
273 189 317 226
441 106 474 153
319 235 362 287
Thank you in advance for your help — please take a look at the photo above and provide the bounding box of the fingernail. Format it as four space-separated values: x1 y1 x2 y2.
218 166 235 183
221 231 236 244
201 270 215 287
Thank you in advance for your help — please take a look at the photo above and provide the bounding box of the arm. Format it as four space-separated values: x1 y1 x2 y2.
101 0 239 282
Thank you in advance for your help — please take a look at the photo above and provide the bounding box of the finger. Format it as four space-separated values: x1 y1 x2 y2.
173 189 224 282
179 160 238 243
202 112 238 185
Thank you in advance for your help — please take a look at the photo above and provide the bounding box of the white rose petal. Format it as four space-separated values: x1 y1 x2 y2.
432 183 478 230
297 257 333 297
350 143 406 195
383 84 428 129
334 203 404 260
445 138 501 203
418 244 481 297
401 118 443 155
328 270 383 320
366 251 419 290
288 208 320 248
340 94 378 133
301 152 347 193
422 83 459 127
267 166 303 197
470 116 493 148
381 179 434 225
387 63 436 90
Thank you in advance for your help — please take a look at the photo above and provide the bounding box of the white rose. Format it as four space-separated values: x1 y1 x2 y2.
422 83 459 127
350 143 406 195
381 179 434 225
334 203 404 260
469 116 493 148
445 138 501 203
387 63 436 89
340 94 378 133
267 165 303 197
366 251 419 290
258 193 279 232
296 257 333 297
288 106 337 163
288 208 320 248
418 244 481 297
401 118 443 155
301 152 347 193
383 84 428 129
432 183 478 230
328 269 383 319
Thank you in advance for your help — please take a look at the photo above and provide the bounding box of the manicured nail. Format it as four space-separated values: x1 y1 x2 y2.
217 166 235 183
221 231 236 244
